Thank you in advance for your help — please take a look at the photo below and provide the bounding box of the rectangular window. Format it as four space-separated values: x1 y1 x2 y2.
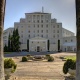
41 30 43 33
46 30 48 33
41 25 43 28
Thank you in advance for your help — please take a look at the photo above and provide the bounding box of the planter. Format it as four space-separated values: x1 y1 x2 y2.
68 68 76 77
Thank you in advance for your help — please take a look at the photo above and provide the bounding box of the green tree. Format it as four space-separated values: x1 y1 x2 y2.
4 44 8 52
8 33 11 52
27 39 29 51
58 40 60 52
10 29 20 52
47 40 50 51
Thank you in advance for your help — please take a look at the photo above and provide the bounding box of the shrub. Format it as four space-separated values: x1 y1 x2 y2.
22 56 28 62
4 58 17 72
27 54 31 57
48 56 54 62
63 59 76 74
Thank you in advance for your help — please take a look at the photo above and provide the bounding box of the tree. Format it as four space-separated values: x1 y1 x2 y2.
47 40 50 51
76 0 80 80
58 40 60 52
10 29 20 52
27 39 29 51
0 0 6 79
4 44 8 52
8 33 11 52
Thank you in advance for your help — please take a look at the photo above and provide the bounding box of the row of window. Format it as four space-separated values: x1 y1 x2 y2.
65 39 73 42
28 30 60 33
21 34 60 38
28 20 49 23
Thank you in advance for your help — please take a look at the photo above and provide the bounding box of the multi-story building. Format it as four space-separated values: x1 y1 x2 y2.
3 11 76 52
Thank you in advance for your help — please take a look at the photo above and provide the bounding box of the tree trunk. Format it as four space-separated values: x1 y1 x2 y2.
0 0 6 80
76 0 80 80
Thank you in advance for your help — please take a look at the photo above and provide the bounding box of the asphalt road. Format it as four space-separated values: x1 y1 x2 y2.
4 51 57 57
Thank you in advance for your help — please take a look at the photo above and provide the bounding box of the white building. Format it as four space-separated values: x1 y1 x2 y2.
3 11 76 52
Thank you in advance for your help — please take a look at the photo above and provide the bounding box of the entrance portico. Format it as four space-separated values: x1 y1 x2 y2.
29 37 48 52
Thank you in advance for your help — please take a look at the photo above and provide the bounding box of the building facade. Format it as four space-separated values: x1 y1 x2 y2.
3 12 76 52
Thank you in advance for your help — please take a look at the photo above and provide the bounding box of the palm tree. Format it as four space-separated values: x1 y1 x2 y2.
76 0 80 80
0 0 6 80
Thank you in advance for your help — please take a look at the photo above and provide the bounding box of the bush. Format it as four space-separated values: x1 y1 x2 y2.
27 54 31 57
63 59 76 74
22 56 28 62
48 56 54 62
4 58 17 72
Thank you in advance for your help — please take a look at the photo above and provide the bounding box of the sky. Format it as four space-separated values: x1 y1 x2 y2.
4 0 76 35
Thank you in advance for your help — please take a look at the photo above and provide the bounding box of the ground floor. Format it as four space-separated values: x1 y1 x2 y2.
19 37 77 52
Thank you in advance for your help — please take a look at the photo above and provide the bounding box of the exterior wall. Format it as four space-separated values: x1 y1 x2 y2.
3 28 14 46
3 12 76 52
62 28 75 37
62 36 76 52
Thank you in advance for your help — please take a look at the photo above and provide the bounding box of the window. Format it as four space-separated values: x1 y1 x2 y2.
28 25 30 28
71 39 73 42
41 35 43 37
53 30 55 33
53 26 55 28
53 35 55 38
46 20 48 22
37 30 39 33
37 20 39 23
41 15 43 18
28 35 30 38
46 35 48 38
46 30 48 33
28 30 30 33
57 25 59 28
65 40 67 42
28 20 30 22
41 25 43 28
37 25 39 28
33 20 35 23
41 20 43 23
34 25 35 27
41 30 43 33
21 31 23 33
57 35 59 38
21 34 23 38
46 24 48 28
32 41 33 43
57 30 59 33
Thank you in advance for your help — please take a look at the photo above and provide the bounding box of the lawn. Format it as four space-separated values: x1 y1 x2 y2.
64 56 76 61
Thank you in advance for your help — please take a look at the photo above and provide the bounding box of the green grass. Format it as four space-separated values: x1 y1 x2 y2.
64 56 76 61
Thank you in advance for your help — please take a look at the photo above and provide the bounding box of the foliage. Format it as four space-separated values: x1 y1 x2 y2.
64 56 76 61
6 29 21 52
47 56 54 62
22 56 28 62
4 58 17 72
4 44 8 52
27 39 29 51
63 59 76 74
8 34 11 52
47 40 50 51
58 39 60 52
27 54 31 57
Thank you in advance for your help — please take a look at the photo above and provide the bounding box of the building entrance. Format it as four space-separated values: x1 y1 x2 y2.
37 46 40 52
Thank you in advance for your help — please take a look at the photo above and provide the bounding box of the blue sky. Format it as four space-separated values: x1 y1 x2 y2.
4 0 76 34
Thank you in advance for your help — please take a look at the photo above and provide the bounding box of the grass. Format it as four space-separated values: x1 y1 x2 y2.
64 56 76 61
